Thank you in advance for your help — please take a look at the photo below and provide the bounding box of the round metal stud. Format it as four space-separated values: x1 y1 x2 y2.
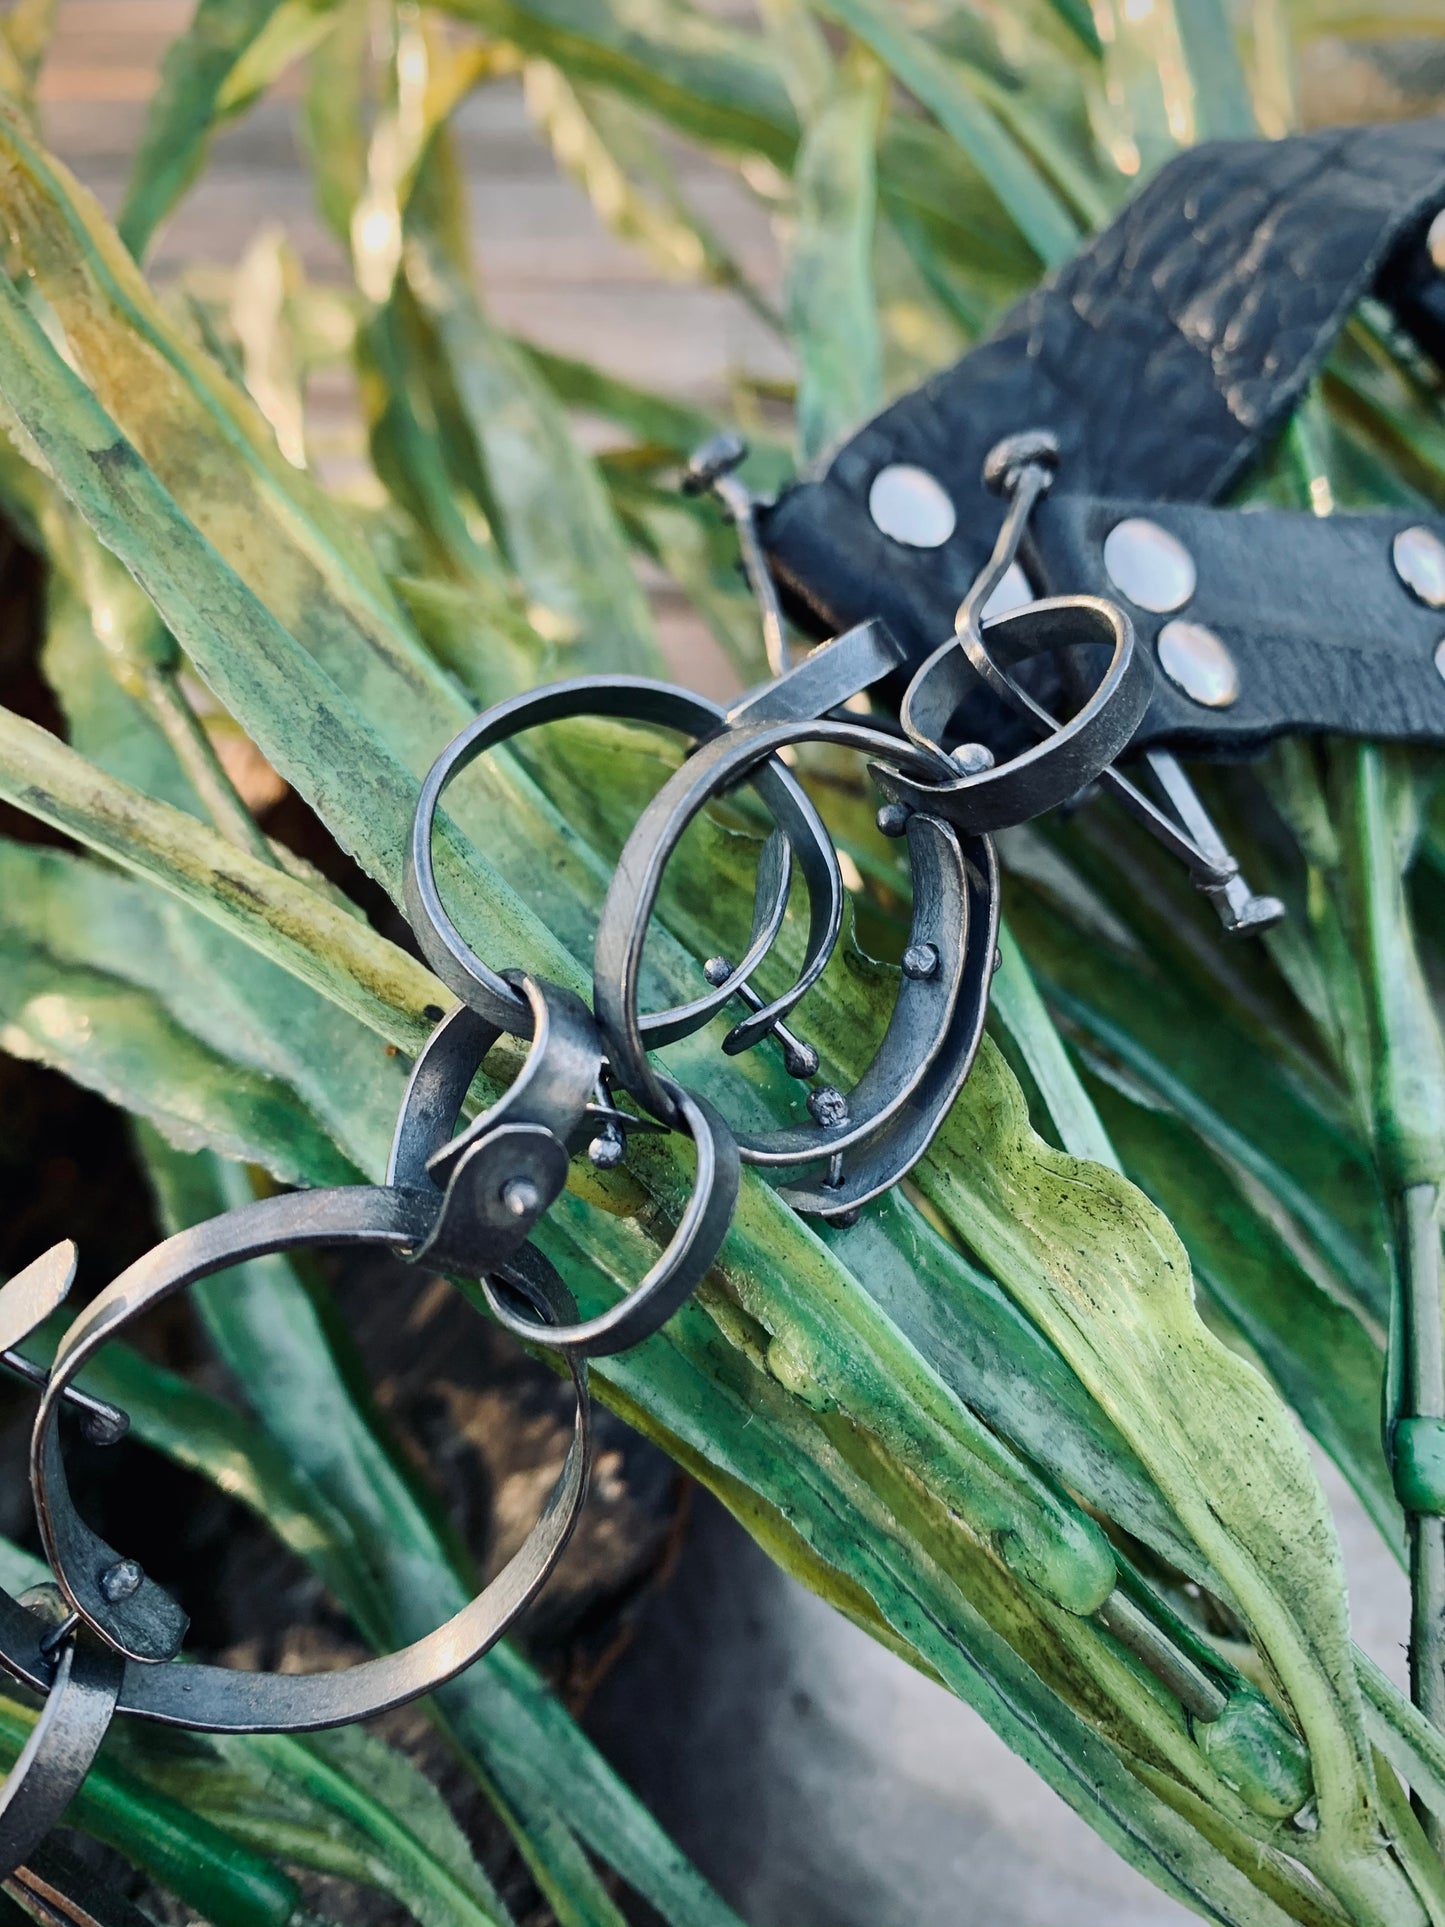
1429 207 1445 272
1103 518 1197 613
868 465 957 548
1433 637 1445 684
902 942 939 980
1394 526 1445 609
1156 619 1239 709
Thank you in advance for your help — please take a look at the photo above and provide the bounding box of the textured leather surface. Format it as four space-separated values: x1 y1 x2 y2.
759 120 1445 751
1029 497 1445 752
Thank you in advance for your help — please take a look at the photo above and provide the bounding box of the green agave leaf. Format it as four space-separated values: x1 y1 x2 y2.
437 0 798 160
393 569 553 704
120 0 343 262
989 916 1120 1170
1359 1651 1445 1824
547 1207 1327 1926
356 291 510 587
0 867 352 1186
1172 0 1259 138
476 1771 627 1927
786 50 885 464
1005 822 1390 1322
0 0 53 98
0 703 444 1058
1084 1072 1399 1558
607 477 771 685
0 1694 301 1927
841 788 1396 1569
810 0 1080 267
523 61 777 326
0 264 612 1003
1039 0 1105 55
961 60 1117 235
0 151 769 1047
104 1723 517 1927
230 226 311 471
1056 963 1384 1322
0 105 498 761
1338 746 1445 1191
438 0 1042 291
1088 0 1252 178
756 0 834 121
824 1187 1214 1584
913 1045 1421 1920
301 0 370 243
39 562 412 1178
397 151 662 673
516 337 723 459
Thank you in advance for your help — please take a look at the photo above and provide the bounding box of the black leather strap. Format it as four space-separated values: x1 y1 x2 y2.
760 120 1445 753
1028 497 1445 753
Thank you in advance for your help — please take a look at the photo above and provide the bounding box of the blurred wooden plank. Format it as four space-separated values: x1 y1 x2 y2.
38 0 780 675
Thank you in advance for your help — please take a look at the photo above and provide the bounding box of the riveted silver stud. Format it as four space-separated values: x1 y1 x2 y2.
868 465 957 548
808 1086 850 1129
901 942 939 980
1157 620 1239 708
100 1558 144 1603
1103 518 1197 613
1394 526 1445 609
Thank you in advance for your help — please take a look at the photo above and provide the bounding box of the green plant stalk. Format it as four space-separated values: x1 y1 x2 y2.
0 1703 301 1927
1267 395 1445 1803
1344 744 1445 1782
1406 1181 1445 1750
0 702 445 1049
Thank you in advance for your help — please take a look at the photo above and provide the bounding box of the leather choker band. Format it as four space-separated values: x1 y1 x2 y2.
759 120 1445 758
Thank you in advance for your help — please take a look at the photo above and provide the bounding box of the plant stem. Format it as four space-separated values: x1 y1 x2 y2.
1406 1181 1445 1830
1346 746 1445 1772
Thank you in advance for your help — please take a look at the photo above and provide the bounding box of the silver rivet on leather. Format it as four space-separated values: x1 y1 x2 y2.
1394 526 1445 609
1157 619 1239 708
868 464 957 547
1104 518 1197 613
